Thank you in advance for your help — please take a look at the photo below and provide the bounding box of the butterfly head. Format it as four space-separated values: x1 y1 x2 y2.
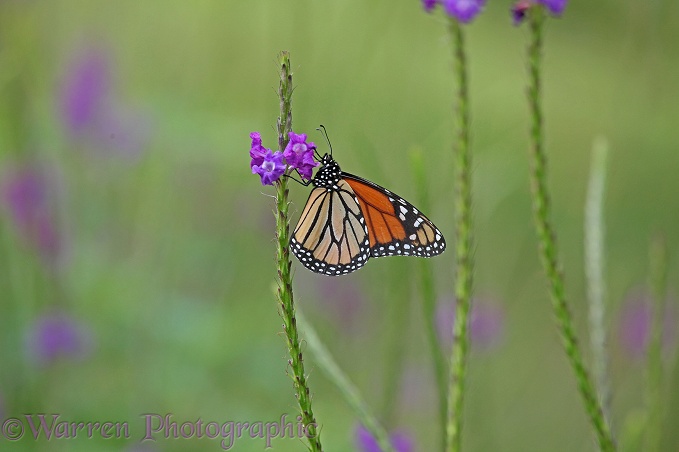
312 153 341 188
320 153 334 166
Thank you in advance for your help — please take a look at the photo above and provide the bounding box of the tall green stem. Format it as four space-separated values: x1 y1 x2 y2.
274 51 322 452
526 11 615 452
445 18 474 452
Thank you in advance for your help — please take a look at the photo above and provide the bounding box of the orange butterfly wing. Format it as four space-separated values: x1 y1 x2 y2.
342 173 446 258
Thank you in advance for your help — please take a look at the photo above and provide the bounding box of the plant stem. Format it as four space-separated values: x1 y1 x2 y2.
411 148 447 449
274 51 322 452
296 309 395 452
645 235 668 452
526 10 615 452
585 137 612 430
446 18 474 452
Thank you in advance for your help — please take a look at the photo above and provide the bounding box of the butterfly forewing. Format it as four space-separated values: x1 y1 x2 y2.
291 180 371 276
342 173 446 258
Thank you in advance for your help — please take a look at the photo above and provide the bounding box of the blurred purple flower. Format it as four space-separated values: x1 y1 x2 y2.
0 162 63 265
437 296 504 350
26 310 92 366
283 132 319 180
511 0 532 25
442 0 486 23
618 289 677 359
422 0 438 13
511 0 566 25
252 150 286 186
60 47 110 134
355 424 414 452
537 0 567 15
59 44 149 160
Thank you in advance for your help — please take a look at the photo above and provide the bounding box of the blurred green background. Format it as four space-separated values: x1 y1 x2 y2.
1 1 678 451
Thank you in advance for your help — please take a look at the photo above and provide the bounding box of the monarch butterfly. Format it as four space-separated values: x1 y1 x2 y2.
290 129 446 276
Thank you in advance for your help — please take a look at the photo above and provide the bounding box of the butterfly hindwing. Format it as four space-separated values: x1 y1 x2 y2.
291 180 371 276
342 173 446 258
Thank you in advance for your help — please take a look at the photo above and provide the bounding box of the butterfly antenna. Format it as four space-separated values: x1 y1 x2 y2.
316 124 333 157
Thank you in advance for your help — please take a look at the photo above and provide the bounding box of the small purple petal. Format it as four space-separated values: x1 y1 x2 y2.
390 431 414 452
295 160 320 181
355 424 414 452
250 131 267 167
288 132 308 145
442 0 486 23
283 131 319 180
26 311 93 366
422 0 438 13
537 0 567 15
252 150 286 186
356 424 381 452
250 131 262 147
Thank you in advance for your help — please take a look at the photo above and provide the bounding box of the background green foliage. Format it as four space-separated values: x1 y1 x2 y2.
1 1 678 451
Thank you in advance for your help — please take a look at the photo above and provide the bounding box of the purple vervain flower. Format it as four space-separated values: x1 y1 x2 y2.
60 46 110 134
538 0 568 16
283 132 319 180
355 424 414 452
59 44 150 160
0 162 64 266
442 0 486 23
26 310 93 366
422 0 438 13
437 296 504 350
252 149 286 186
511 0 532 25
511 0 567 25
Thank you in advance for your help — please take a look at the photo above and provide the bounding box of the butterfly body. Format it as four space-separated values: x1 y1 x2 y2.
291 154 445 276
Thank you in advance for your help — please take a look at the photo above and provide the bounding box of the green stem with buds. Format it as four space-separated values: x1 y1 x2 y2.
274 51 323 452
526 10 615 452
445 18 474 452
